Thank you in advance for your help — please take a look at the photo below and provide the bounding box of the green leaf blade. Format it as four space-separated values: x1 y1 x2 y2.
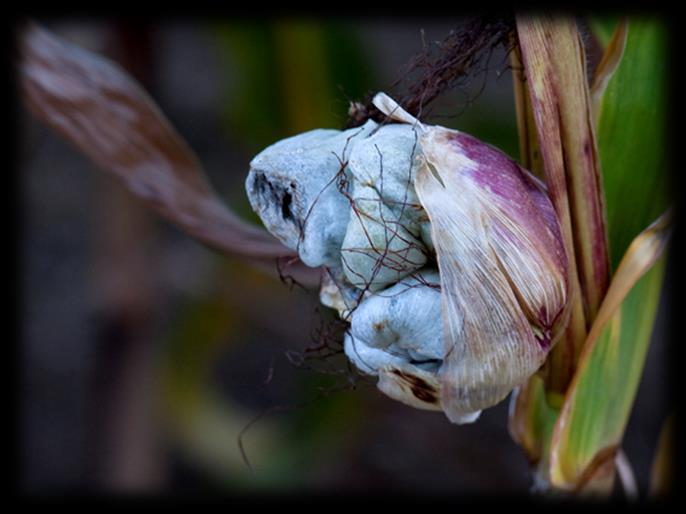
549 213 671 490
595 18 670 270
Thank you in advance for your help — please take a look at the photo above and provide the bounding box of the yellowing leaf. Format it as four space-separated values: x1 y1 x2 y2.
549 211 671 491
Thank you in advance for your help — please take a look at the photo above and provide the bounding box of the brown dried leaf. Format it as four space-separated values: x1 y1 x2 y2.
19 23 293 260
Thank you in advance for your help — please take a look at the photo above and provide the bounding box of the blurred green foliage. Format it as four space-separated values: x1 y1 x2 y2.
212 20 374 150
159 21 395 489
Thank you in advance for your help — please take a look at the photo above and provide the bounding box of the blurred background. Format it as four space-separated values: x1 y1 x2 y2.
17 18 673 495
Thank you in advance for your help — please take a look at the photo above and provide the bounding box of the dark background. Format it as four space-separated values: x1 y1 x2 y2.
16 18 673 495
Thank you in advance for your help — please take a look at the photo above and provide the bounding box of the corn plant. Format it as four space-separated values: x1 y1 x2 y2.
17 15 671 495
508 16 671 495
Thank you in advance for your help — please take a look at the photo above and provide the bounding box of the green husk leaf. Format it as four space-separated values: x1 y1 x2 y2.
549 211 671 491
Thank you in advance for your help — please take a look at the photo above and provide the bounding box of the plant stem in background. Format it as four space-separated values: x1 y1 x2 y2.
90 23 165 490
650 415 674 497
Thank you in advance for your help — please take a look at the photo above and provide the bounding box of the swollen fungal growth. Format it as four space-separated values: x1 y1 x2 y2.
246 121 377 268
341 123 429 290
246 93 568 424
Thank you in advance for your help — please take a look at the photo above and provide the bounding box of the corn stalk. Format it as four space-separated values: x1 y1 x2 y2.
509 15 671 494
